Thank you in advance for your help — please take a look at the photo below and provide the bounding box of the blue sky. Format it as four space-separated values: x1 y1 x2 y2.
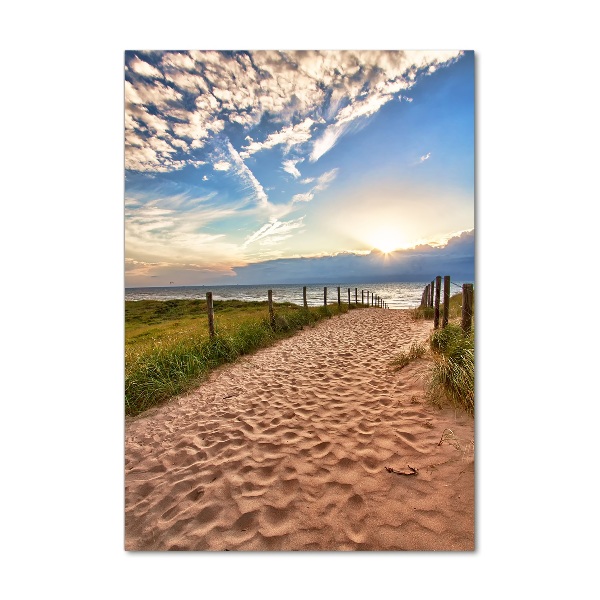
125 50 474 286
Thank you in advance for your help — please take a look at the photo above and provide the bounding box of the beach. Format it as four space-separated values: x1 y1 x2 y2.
125 308 474 551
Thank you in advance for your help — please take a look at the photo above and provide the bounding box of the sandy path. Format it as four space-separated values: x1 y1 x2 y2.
125 309 474 551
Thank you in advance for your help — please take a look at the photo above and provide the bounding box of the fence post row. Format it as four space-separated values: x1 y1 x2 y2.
205 281 465 338
206 291 216 338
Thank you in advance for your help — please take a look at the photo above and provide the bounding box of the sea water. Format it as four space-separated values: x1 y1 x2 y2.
125 281 467 310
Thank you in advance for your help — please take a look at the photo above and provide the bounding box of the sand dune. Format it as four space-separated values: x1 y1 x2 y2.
125 308 474 550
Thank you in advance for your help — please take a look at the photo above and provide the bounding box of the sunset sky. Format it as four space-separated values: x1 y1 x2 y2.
125 50 474 287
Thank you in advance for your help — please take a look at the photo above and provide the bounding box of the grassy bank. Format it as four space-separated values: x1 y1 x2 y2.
425 292 475 414
125 299 364 417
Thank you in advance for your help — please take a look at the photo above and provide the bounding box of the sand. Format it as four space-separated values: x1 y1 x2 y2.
125 308 474 551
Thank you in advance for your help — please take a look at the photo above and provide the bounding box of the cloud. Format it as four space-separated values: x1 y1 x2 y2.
310 124 346 162
240 118 315 158
125 191 246 272
335 92 393 126
291 192 314 203
129 56 163 79
282 158 304 178
313 168 339 191
291 168 338 204
420 152 431 162
211 138 271 211
213 160 231 171
125 50 464 173
243 217 305 247
232 229 475 284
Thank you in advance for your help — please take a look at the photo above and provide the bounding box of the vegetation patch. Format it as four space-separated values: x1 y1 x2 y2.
427 322 474 415
390 341 427 370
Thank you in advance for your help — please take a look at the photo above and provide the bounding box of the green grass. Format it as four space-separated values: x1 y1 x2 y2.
390 341 427 370
125 299 364 417
427 322 474 415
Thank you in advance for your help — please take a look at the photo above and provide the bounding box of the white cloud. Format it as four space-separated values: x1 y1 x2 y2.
125 192 245 267
129 56 162 79
292 168 338 203
282 158 304 178
313 168 339 191
291 192 314 203
243 217 305 246
213 139 271 211
420 152 431 162
202 175 208 181
240 118 315 158
310 124 346 162
125 80 182 109
335 92 393 126
125 50 464 173
213 161 231 171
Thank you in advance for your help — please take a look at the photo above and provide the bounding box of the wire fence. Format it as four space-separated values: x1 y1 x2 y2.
419 276 474 333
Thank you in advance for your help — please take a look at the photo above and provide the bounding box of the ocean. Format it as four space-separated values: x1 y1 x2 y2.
125 281 467 310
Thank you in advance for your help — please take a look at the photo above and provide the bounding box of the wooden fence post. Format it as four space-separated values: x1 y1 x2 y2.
347 288 351 305
268 289 275 328
206 291 215 338
461 283 474 334
303 286 308 309
442 276 450 328
429 280 435 307
434 275 442 329
324 286 327 307
355 288 358 304
362 290 364 305
337 286 341 308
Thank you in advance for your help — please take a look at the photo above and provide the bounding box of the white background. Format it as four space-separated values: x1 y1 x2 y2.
1 1 598 598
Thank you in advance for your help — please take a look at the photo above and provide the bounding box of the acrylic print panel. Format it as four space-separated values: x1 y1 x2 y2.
125 50 475 550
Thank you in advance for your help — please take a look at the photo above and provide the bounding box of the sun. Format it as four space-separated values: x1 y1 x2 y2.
370 229 403 254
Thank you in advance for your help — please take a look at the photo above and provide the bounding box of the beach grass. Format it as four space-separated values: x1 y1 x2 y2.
125 299 364 416
427 320 475 415
390 341 427 370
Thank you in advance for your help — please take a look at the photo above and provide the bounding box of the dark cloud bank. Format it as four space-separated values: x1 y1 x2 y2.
231 230 474 285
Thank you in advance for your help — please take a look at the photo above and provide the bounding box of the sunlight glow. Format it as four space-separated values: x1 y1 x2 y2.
367 228 405 254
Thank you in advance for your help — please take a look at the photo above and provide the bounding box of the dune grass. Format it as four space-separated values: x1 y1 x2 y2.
390 341 427 370
125 299 364 417
427 321 475 415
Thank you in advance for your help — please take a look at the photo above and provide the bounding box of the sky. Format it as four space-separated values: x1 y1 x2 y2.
125 50 474 287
